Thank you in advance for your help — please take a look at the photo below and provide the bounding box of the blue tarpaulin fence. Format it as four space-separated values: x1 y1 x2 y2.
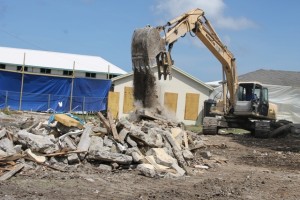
0 71 111 112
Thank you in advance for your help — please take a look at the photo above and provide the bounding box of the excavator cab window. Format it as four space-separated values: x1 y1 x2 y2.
238 84 261 102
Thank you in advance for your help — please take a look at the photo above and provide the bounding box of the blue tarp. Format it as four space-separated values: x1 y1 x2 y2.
0 71 111 112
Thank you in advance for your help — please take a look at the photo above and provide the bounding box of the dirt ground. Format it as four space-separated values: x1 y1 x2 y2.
0 132 299 200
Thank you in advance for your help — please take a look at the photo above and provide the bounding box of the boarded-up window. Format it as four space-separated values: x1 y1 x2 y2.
164 92 178 114
108 91 120 119
184 93 200 120
123 87 134 114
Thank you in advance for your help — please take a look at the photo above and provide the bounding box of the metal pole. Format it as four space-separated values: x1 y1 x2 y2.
83 96 85 114
19 53 26 111
48 94 51 110
69 61 75 112
107 65 110 79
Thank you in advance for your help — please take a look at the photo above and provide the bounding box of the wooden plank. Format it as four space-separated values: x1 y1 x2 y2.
108 91 120 119
54 114 84 129
123 87 134 114
164 92 178 114
184 93 200 120
97 112 111 130
107 110 120 142
0 163 24 181
183 131 189 149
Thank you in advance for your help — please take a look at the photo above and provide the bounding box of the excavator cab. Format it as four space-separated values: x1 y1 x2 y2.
234 82 269 118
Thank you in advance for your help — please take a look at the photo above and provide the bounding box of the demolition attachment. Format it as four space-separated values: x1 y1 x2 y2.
131 26 173 80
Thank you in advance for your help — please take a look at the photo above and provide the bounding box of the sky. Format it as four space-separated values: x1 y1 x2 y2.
0 0 299 82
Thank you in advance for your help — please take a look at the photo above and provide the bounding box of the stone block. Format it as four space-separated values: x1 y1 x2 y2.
126 136 137 147
88 136 104 152
118 129 129 144
0 138 16 155
146 148 177 167
182 149 194 160
132 152 144 163
17 130 56 153
67 153 80 165
98 164 112 171
87 150 132 164
103 136 113 147
137 164 156 178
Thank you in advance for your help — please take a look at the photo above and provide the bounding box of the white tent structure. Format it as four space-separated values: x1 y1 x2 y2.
0 46 126 78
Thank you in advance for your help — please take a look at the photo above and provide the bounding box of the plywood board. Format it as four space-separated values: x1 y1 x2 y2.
108 91 120 119
184 93 200 120
123 86 134 114
164 92 178 114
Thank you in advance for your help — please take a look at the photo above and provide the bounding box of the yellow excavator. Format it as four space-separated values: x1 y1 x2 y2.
131 8 278 137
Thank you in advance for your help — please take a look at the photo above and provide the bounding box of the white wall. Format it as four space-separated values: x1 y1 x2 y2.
1 63 109 79
113 68 211 125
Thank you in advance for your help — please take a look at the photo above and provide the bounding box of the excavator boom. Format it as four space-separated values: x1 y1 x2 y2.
131 8 237 112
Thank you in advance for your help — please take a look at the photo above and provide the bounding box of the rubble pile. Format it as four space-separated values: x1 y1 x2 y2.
0 109 214 180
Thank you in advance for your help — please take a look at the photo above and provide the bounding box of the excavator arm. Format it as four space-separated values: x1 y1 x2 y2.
131 8 238 112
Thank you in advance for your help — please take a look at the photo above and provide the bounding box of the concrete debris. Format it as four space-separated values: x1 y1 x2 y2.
88 136 104 153
146 148 177 167
17 130 56 154
98 164 112 171
0 128 6 139
87 150 133 164
0 109 212 180
0 138 16 155
137 163 156 178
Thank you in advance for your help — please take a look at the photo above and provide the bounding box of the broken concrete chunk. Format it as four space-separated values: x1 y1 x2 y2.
132 152 145 163
87 150 132 165
171 162 186 176
137 164 156 178
126 135 137 147
0 128 6 139
117 117 132 129
144 155 171 172
146 148 177 167
13 145 22 154
170 128 183 150
0 149 7 157
63 136 77 151
77 125 92 151
92 126 107 135
118 129 129 144
0 138 16 155
88 136 104 152
125 147 142 156
67 153 80 165
98 164 112 171
103 136 113 147
146 128 164 147
130 128 157 147
17 130 56 153
182 149 194 160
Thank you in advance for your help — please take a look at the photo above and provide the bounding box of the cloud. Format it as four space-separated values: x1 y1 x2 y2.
154 0 256 30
